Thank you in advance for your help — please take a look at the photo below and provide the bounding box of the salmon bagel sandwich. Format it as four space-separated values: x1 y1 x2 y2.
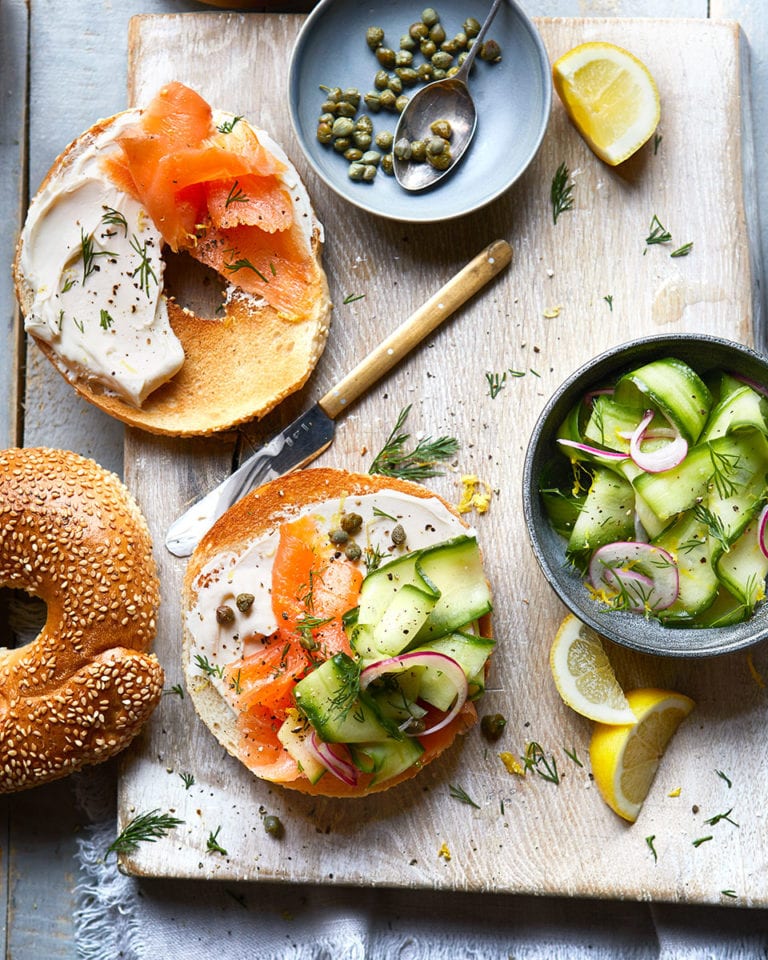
0 447 163 793
182 468 495 797
14 81 330 436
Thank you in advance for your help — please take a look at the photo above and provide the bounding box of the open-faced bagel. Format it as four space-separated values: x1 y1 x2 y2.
0 447 163 792
14 82 331 436
183 468 493 798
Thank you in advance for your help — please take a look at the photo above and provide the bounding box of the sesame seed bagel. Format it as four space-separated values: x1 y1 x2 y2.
0 447 163 792
183 468 492 798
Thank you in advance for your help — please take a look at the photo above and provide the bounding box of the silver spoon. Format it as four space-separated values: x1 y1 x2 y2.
393 0 504 192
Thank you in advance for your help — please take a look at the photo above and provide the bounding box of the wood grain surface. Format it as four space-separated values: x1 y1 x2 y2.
117 12 768 905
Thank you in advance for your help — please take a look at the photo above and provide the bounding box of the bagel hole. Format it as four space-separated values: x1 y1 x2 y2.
163 249 228 318
0 588 46 647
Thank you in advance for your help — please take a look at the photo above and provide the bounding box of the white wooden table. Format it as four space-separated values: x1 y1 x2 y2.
2 0 768 955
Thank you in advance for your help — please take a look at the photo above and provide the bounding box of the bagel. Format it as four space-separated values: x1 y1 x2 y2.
182 468 494 797
0 447 163 793
14 81 331 436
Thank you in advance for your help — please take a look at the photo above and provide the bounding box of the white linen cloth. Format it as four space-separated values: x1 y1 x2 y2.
73 767 768 960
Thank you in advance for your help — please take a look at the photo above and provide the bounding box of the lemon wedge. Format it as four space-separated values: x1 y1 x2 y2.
552 41 661 165
590 688 695 822
550 614 636 724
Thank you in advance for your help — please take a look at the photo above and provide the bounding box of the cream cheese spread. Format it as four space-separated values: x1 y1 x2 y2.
20 112 185 407
186 491 471 702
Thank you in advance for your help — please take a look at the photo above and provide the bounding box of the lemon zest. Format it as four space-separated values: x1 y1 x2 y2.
499 752 525 776
457 474 492 515
543 305 562 319
668 787 681 797
746 652 766 689
438 842 451 861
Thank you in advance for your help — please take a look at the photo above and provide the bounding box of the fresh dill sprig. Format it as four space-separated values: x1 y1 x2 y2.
486 371 507 399
99 309 114 330
603 294 614 311
550 161 574 225
194 654 225 679
163 683 184 698
522 741 560 784
224 257 270 284
106 809 184 858
448 783 480 809
80 228 117 283
368 405 459 481
62 275 77 293
705 808 739 827
709 447 741 499
207 826 228 856
130 234 158 297
343 293 366 304
721 889 738 899
73 316 85 333
101 206 128 237
372 505 399 523
229 668 243 696
364 543 385 574
645 214 672 247
693 503 730 553
225 179 249 207
217 115 243 134
716 769 733 788
179 772 195 790
563 746 583 767
645 835 658 862
671 241 693 258
324 656 361 721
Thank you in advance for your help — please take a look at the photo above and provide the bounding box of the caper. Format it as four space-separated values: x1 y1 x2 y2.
321 85 342 103
480 713 507 741
344 147 363 161
429 23 446 45
432 67 447 81
430 118 452 139
355 114 374 134
409 21 429 41
381 153 394 175
344 541 363 561
394 95 409 113
362 150 381 166
399 33 417 52
420 38 437 59
374 69 390 91
463 16 481 38
319 112 335 125
421 7 439 26
479 39 502 62
236 593 254 613
446 66 459 78
375 129 394 151
396 67 420 87
441 38 460 54
395 49 413 68
410 139 427 161
378 89 397 111
348 161 366 180
352 131 373 150
362 164 378 182
453 31 468 49
363 92 381 113
335 101 358 119
375 46 397 68
320 99 338 115
316 122 333 144
331 116 355 138
426 135 446 156
216 604 235 625
333 137 352 153
406 716 426 734
394 137 412 160
263 814 284 838
457 51 469 67
329 527 349 545
387 75 403 95
427 149 452 171
366 25 385 50
416 63 433 82
340 512 363 533
431 50 453 70
391 523 406 545
341 87 361 108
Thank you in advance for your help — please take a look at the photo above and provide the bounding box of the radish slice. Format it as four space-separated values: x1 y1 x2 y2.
308 733 358 786
360 651 468 737
557 439 627 460
628 410 688 473
758 504 768 560
589 541 679 612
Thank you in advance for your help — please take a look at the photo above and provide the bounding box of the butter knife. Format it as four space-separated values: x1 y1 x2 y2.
165 239 512 557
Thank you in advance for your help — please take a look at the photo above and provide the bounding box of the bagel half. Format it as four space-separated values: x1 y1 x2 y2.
14 82 331 436
182 468 493 798
0 447 163 793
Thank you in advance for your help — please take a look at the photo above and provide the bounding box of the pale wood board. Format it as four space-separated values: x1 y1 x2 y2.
117 13 768 905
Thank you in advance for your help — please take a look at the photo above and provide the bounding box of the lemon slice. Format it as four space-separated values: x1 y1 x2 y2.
552 41 661 165
590 688 695 822
550 614 636 724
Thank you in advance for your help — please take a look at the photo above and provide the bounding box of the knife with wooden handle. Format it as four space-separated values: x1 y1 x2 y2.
165 239 512 557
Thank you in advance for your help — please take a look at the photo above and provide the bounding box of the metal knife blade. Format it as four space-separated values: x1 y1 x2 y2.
165 238 512 557
165 404 335 557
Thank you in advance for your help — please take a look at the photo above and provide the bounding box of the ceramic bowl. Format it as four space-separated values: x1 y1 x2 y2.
523 334 768 658
288 0 551 222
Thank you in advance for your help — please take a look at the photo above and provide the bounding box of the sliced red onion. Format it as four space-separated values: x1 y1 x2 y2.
360 651 468 737
308 733 358 786
557 439 627 461
628 410 688 473
589 541 679 612
584 388 614 407
732 374 768 399
758 504 768 560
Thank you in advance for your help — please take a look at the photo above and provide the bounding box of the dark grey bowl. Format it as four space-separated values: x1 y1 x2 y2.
523 334 768 658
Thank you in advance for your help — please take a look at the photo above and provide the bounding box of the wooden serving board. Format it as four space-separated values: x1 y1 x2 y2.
119 12 768 905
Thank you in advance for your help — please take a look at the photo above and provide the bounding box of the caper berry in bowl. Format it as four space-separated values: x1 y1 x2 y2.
288 0 550 222
523 334 768 658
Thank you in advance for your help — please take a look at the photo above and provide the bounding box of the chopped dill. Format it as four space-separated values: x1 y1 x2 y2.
225 179 249 206
448 783 480 809
603 294 613 311
194 654 225 679
671 241 693 258
80 228 117 283
101 206 128 237
130 234 158 297
645 834 658 862
550 161 574 225
692 835 713 848
99 309 114 330
522 741 560 784
715 769 733 789
343 293 366 304
207 825 228 855
217 115 243 134
645 214 672 247
704 808 739 828
224 257 270 283
486 371 507 399
179 772 195 790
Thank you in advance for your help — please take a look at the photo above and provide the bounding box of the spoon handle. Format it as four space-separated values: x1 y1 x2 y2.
318 239 512 420
455 0 504 82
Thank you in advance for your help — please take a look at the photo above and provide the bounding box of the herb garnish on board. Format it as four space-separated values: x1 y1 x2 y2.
369 405 458 481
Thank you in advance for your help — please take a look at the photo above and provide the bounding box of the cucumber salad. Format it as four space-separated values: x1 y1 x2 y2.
542 357 768 627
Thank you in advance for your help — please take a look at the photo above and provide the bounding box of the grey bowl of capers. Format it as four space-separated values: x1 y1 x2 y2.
288 0 551 222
